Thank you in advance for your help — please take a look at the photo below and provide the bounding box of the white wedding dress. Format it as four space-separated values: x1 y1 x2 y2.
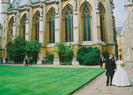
112 60 130 86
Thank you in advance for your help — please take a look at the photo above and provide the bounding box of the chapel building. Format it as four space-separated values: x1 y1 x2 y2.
0 0 117 64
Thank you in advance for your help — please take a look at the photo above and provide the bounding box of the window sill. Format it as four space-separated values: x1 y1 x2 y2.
47 43 55 48
82 41 93 45
65 42 74 46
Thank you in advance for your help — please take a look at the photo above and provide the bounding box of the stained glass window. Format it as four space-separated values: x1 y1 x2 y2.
65 8 73 42
49 12 55 43
35 14 40 41
22 19 26 39
83 5 91 41
9 17 14 41
100 15 104 41
99 3 105 42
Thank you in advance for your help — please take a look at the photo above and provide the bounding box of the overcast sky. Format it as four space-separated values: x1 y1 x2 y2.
0 0 126 27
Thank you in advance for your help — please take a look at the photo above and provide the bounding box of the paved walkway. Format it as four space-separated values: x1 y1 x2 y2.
72 62 133 95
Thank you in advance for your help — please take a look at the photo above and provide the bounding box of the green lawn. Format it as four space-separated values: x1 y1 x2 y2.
0 65 104 95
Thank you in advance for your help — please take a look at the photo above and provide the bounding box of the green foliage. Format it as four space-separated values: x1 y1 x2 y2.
77 47 101 65
33 61 37 64
103 51 109 60
25 40 41 62
45 52 54 64
6 36 27 63
6 37 41 64
77 47 88 64
60 61 72 65
55 42 73 65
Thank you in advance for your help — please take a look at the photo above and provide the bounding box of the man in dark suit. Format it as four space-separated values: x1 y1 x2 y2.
105 54 116 86
25 57 30 66
0 58 2 64
100 56 105 68
29 57 33 65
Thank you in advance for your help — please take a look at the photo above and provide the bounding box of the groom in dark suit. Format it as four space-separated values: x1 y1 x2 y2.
105 54 116 86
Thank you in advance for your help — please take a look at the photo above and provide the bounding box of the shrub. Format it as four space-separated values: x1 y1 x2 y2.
33 61 37 64
6 36 27 63
77 47 101 65
45 53 54 64
60 61 72 65
77 47 88 64
6 37 41 64
25 40 41 62
55 42 73 65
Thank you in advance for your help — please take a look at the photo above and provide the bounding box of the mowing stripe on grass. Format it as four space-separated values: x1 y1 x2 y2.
0 65 104 95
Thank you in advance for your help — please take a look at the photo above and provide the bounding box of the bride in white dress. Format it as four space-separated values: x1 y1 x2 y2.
112 55 130 86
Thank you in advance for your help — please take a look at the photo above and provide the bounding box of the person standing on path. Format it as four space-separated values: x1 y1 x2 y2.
105 54 116 86
3 58 6 64
100 56 105 68
29 57 33 65
112 55 130 86
0 58 2 64
25 56 29 66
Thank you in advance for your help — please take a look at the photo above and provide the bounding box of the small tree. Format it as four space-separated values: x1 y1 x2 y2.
45 51 54 64
77 47 101 65
77 47 88 64
55 42 74 65
25 40 41 63
86 47 101 65
6 36 27 63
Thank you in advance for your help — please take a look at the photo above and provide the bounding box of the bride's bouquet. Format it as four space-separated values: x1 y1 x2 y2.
121 63 126 67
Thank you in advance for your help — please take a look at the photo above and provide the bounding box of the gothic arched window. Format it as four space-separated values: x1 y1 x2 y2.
8 17 14 42
99 3 105 42
10 28 13 40
100 14 104 41
49 12 55 43
82 5 91 41
19 14 26 39
35 14 40 41
21 17 26 39
65 8 73 42
22 24 25 39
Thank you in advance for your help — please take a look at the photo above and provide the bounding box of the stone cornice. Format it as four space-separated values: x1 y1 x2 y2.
7 9 17 15
125 4 133 7
45 0 56 3
8 0 58 11
1 12 8 14
104 43 117 46
7 0 58 14
1 2 10 5
39 42 117 48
